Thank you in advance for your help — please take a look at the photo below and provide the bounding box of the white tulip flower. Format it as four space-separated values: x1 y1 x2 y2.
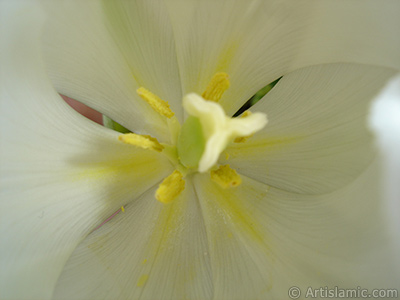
1 1 400 299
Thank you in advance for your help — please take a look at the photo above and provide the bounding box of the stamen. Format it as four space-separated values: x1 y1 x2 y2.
118 133 164 152
211 165 242 188
137 87 174 118
121 206 125 212
202 72 230 102
156 170 185 204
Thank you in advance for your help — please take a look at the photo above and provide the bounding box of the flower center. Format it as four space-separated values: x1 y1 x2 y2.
118 72 267 203
178 93 267 172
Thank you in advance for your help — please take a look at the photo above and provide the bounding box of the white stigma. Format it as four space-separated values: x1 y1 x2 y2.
183 93 268 172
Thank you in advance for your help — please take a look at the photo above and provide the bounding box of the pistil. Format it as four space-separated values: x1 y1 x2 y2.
181 93 268 172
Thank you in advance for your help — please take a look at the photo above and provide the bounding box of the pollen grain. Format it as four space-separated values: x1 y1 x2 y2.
137 274 149 287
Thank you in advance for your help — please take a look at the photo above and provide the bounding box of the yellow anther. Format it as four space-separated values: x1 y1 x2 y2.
211 165 242 188
234 111 253 143
156 170 185 204
118 133 164 152
137 87 174 118
121 206 125 212
202 72 230 102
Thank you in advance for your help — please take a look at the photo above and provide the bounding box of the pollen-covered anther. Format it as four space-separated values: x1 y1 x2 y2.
211 165 242 188
137 87 174 118
118 133 164 152
156 170 185 204
202 72 230 102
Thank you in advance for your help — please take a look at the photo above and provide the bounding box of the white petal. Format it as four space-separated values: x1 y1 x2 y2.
42 0 182 141
0 5 172 299
165 0 400 115
222 64 396 194
370 75 400 154
192 174 273 300
192 160 398 299
369 75 400 274
53 181 212 300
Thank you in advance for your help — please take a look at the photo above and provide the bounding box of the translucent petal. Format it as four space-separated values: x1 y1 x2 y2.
53 181 212 300
192 161 398 299
165 0 400 115
0 6 172 299
222 64 397 194
42 0 182 141
369 74 400 274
